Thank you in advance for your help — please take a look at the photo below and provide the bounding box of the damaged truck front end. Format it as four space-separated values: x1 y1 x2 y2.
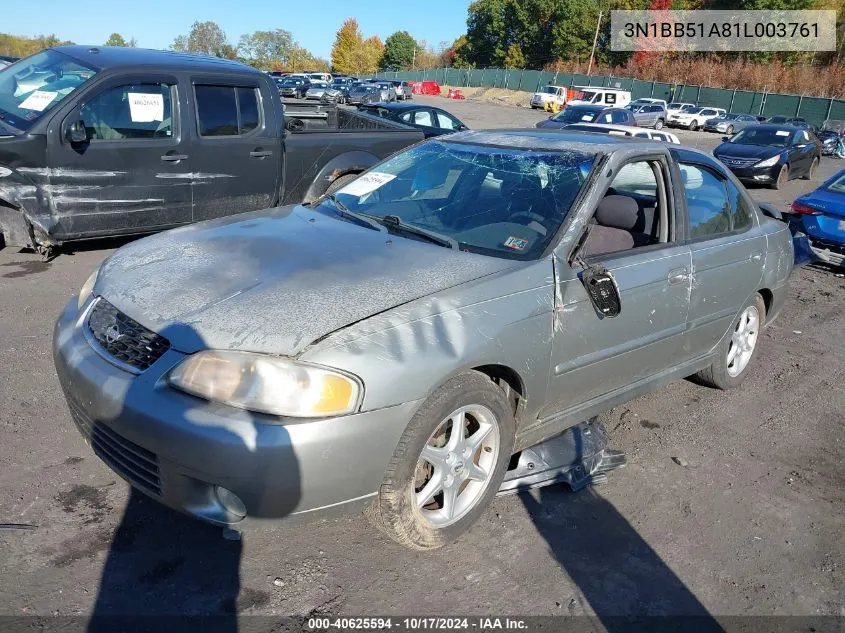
0 135 56 255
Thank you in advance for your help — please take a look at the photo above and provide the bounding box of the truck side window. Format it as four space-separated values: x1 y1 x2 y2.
195 85 262 137
238 87 260 133
80 83 173 141
196 86 238 136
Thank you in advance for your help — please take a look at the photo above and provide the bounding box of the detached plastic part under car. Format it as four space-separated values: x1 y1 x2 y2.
497 419 626 496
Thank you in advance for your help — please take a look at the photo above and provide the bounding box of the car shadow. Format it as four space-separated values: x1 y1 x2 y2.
522 486 725 630
520 445 724 631
75 322 302 632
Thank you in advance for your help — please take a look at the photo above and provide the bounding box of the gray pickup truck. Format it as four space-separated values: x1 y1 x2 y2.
0 46 423 255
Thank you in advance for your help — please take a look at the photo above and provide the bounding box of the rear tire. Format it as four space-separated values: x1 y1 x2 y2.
368 372 515 550
689 120 699 131
325 173 359 195
694 294 765 390
726 125 734 135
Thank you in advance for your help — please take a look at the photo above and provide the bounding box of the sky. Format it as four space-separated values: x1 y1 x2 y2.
6 0 470 59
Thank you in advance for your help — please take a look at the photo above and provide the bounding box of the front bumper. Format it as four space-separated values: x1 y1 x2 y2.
53 296 420 527
720 161 780 184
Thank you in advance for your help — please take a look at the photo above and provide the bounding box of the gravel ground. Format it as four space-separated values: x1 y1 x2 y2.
1 95 843 623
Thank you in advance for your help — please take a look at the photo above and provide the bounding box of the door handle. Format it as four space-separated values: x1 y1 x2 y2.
250 150 272 158
161 154 188 162
667 267 689 285
750 251 763 262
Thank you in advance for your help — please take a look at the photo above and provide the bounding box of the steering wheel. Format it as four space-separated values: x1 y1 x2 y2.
507 211 548 236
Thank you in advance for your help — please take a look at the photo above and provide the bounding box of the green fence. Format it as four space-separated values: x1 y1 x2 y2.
382 67 845 127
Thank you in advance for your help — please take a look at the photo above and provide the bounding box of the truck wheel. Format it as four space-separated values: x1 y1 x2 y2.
654 119 664 130
694 293 765 390
368 372 515 550
326 173 359 195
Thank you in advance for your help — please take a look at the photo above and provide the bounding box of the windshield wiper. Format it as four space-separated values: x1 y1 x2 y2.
318 194 386 232
377 215 458 249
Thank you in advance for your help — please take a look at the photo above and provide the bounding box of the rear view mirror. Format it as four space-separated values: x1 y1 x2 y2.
65 119 88 144
581 265 622 318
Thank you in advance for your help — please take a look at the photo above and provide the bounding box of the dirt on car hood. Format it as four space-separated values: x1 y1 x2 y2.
96 205 519 356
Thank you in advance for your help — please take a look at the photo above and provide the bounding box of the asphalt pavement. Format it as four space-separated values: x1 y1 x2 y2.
0 95 843 623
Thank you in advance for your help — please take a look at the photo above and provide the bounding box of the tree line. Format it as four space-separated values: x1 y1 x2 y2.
447 0 845 70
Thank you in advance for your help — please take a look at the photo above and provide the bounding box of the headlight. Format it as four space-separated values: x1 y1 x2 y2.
168 351 362 418
77 269 98 310
755 155 781 168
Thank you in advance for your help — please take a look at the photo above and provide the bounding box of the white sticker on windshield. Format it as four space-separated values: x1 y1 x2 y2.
18 90 58 112
581 115 594 121
338 172 396 196
128 93 164 122
775 130 790 136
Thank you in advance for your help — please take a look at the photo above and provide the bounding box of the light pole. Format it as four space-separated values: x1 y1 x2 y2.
587 11 603 76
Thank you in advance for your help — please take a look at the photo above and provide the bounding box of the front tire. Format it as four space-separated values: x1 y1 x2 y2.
694 294 765 390
803 157 819 180
654 119 664 130
726 125 734 135
368 372 515 550
772 164 788 189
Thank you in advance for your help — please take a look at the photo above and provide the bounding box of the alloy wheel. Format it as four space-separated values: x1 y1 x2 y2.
414 405 500 527
726 305 760 377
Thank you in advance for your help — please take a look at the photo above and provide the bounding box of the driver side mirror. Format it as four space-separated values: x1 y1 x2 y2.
65 119 88 144
581 265 622 318
722 136 730 142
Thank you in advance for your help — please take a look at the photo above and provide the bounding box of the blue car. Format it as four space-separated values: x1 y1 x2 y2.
788 168 845 268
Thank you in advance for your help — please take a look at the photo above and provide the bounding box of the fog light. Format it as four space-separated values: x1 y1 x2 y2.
214 486 247 518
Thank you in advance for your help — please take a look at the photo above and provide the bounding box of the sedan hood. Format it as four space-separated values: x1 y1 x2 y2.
714 143 783 160
96 206 519 356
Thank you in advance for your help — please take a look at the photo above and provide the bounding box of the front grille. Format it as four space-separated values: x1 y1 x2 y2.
68 399 162 496
87 299 169 371
719 156 759 168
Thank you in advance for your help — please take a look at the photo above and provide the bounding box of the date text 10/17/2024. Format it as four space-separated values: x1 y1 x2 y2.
307 617 529 630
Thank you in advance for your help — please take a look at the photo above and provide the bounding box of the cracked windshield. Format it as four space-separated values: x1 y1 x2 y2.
326 141 595 258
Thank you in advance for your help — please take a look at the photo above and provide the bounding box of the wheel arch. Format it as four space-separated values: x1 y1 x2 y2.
301 150 380 203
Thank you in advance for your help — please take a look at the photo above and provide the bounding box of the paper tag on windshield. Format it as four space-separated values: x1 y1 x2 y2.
581 115 594 121
128 93 164 122
338 172 396 196
775 130 790 136
18 90 58 112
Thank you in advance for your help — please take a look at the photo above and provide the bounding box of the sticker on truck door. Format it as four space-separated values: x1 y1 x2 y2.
338 172 396 196
128 93 164 122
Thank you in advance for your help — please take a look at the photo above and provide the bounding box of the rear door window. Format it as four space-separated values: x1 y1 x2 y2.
195 85 262 137
680 163 752 238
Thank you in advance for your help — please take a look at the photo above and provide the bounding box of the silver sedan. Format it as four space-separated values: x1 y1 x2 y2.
54 130 793 550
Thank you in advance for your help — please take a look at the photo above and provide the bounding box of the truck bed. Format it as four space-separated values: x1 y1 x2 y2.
281 102 424 205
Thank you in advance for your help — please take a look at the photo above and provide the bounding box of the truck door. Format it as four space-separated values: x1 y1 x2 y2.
48 76 192 238
189 79 279 222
